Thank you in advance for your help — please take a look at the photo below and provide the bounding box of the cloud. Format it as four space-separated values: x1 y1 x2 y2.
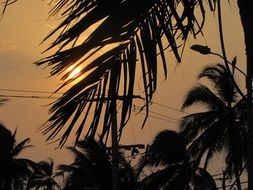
0 37 20 52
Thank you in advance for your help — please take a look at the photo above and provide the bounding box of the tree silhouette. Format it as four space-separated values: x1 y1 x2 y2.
59 138 135 190
180 64 247 190
26 158 61 190
135 129 217 189
0 123 36 190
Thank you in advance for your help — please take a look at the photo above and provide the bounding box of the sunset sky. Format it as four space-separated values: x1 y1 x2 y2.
0 0 247 177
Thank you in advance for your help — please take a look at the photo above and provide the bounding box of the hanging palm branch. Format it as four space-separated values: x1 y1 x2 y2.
33 0 216 146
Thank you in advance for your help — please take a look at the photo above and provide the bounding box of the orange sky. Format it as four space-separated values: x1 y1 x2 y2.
0 0 247 179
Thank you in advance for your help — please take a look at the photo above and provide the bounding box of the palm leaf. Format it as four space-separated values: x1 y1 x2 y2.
198 64 237 104
186 116 229 165
11 138 33 157
181 84 226 111
138 165 186 190
35 0 215 146
180 111 220 144
190 166 217 189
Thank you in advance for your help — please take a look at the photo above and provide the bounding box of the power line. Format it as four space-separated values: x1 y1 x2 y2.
0 94 59 99
133 104 181 123
0 88 63 95
151 101 191 114
0 89 187 123
0 88 189 113
0 95 184 124
132 108 180 124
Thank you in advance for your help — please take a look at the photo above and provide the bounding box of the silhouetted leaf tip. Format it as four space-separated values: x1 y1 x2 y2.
191 44 211 55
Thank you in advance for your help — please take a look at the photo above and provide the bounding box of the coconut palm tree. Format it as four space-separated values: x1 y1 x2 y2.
0 123 36 190
135 129 217 189
180 64 247 190
59 138 135 190
26 158 62 190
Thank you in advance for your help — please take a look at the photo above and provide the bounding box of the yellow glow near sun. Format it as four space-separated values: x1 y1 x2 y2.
66 65 82 80
69 67 81 79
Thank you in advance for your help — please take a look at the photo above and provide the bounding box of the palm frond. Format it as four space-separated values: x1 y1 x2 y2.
187 120 226 165
198 63 237 104
28 158 61 190
138 165 185 190
11 158 36 178
36 0 215 146
181 84 226 111
12 138 33 157
224 121 247 177
37 158 54 176
58 163 77 173
190 167 217 189
180 111 220 144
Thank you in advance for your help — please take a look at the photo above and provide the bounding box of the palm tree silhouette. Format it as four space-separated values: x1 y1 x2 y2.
59 138 135 190
26 158 62 190
135 129 217 189
180 64 247 190
31 0 216 146
0 123 36 190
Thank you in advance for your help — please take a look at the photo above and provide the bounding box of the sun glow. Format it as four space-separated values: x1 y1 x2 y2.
66 65 82 80
69 67 81 79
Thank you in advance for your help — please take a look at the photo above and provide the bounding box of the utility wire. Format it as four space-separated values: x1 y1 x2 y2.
131 108 180 124
1 95 182 124
134 104 181 123
0 88 63 95
0 94 59 99
0 88 189 115
151 101 191 114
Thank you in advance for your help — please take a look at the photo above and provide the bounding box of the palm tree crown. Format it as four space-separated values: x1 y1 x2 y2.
59 138 134 190
180 63 247 189
0 123 36 190
135 129 217 189
27 158 62 190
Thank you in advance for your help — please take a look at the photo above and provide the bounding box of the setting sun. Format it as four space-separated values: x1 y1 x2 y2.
65 65 82 80
68 67 81 79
